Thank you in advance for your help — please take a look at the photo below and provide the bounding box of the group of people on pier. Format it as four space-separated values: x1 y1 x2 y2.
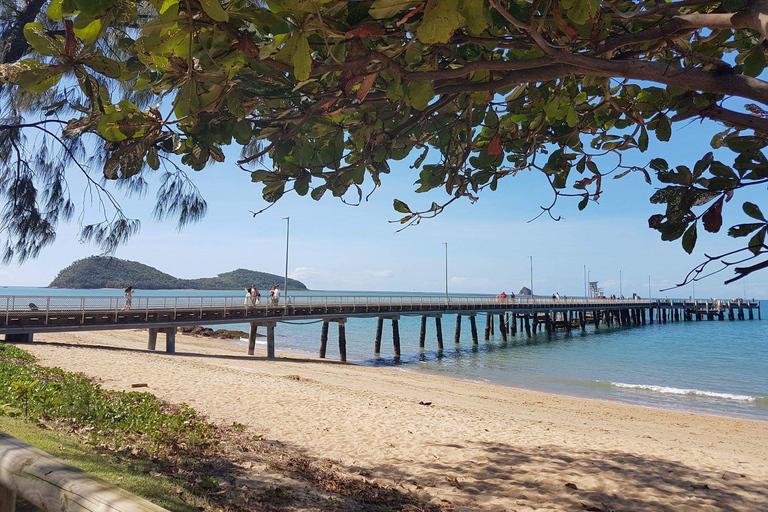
244 285 281 306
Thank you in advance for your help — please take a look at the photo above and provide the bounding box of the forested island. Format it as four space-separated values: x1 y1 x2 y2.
49 256 307 290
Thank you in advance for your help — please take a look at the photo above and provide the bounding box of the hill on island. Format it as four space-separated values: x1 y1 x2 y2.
49 256 308 290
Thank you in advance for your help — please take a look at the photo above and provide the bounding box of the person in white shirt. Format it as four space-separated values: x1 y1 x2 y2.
272 285 281 305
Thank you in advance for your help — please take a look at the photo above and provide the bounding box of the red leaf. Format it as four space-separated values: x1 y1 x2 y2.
64 19 77 58
552 5 578 41
488 134 502 156
648 214 664 229
357 73 378 101
346 23 386 39
702 196 724 233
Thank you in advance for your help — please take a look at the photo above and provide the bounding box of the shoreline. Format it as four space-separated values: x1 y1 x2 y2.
232 337 768 423
16 329 768 511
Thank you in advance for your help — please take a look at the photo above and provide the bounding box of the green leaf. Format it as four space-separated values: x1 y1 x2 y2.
73 16 103 45
681 222 697 254
728 223 763 238
578 195 588 211
310 185 326 200
369 0 421 19
417 0 462 44
23 23 63 57
566 105 579 128
47 0 64 21
726 136 768 153
748 226 767 255
655 114 671 142
291 33 312 81
405 81 434 111
743 201 766 221
393 199 411 213
649 158 668 171
638 128 649 152
146 147 160 170
198 0 229 21
83 56 122 78
459 0 490 35
743 48 766 78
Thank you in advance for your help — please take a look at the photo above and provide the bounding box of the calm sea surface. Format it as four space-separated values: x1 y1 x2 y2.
2 287 767 420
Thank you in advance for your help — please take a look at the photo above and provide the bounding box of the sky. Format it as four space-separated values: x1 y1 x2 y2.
3 104 767 299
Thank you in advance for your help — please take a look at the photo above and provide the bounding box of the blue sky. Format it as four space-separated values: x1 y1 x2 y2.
2 106 766 299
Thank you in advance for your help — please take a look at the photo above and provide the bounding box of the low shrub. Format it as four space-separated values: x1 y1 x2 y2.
0 343 217 454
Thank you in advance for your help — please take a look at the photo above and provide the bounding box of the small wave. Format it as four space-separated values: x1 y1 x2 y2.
604 382 762 402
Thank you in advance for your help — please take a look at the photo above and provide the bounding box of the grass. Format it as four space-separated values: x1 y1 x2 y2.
0 416 209 512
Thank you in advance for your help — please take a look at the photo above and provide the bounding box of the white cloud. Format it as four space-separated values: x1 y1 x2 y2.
365 269 393 278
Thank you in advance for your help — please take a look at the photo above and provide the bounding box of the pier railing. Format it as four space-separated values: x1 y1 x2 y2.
0 295 652 316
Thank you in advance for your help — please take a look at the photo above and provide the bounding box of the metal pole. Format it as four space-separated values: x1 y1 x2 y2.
529 256 534 296
283 216 290 305
587 271 591 298
583 265 587 298
619 270 622 298
648 275 651 300
442 242 448 300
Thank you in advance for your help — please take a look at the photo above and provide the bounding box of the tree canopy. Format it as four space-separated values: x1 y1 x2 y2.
2 0 768 284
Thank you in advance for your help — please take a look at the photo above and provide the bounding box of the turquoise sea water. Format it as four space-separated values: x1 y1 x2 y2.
2 287 767 420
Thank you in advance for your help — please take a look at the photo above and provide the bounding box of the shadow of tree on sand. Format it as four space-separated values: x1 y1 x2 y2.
339 440 768 511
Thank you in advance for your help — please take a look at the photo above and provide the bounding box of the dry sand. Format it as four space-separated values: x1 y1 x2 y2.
22 330 768 511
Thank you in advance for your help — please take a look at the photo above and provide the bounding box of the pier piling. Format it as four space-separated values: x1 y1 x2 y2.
455 315 462 344
338 321 347 362
392 317 401 357
470 316 478 344
435 316 444 350
419 315 427 349
319 320 329 358
375 317 383 354
249 323 259 356
147 328 157 351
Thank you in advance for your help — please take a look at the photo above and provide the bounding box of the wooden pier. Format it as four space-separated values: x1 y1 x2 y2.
0 295 760 362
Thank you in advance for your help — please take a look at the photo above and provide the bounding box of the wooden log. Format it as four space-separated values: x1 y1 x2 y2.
164 327 175 354
499 314 507 342
266 323 275 359
469 316 478 344
0 432 169 512
454 315 462 344
0 483 16 512
249 323 259 356
435 317 444 350
338 322 347 362
375 317 383 354
419 315 427 349
392 318 401 357
319 320 329 358
484 315 491 340
147 328 157 351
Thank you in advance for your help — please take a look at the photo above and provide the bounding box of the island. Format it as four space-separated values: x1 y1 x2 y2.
49 256 308 290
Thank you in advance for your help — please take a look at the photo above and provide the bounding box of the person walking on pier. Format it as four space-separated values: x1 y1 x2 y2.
123 287 134 310
272 285 281 305
244 288 251 306
250 286 260 306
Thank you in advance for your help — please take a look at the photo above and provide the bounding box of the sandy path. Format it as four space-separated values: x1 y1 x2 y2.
21 330 768 511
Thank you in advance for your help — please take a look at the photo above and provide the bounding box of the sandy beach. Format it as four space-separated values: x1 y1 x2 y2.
21 330 768 511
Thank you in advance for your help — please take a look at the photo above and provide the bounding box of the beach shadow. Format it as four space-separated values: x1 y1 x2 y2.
335 440 768 511
23 339 351 365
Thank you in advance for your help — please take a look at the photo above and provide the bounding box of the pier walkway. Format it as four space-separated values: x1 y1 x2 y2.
0 295 760 361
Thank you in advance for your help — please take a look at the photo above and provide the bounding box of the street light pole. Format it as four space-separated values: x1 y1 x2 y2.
583 265 587 298
587 271 591 298
529 256 534 297
282 216 290 305
619 270 623 298
442 242 448 300
648 275 651 300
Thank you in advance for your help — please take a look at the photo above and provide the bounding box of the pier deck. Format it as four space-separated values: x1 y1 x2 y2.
0 295 760 361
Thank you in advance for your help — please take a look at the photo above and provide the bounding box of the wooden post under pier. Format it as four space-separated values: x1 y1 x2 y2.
435 316 444 350
165 327 175 354
147 328 157 351
499 314 507 342
484 315 491 340
249 323 259 356
454 315 462 344
392 317 401 357
374 317 383 354
469 315 479 344
338 320 347 362
319 320 329 358
419 315 427 349
524 314 531 337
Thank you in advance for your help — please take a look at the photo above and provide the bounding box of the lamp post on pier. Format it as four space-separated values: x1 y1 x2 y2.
587 271 591 298
529 256 534 297
648 275 651 300
583 265 587 298
619 270 623 298
283 216 290 305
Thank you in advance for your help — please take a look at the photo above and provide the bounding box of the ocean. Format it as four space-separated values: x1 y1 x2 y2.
2 287 767 420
